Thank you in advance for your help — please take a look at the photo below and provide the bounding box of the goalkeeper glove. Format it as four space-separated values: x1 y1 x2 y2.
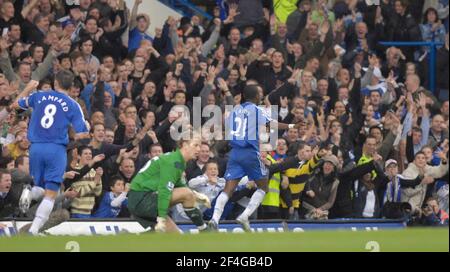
154 217 167 233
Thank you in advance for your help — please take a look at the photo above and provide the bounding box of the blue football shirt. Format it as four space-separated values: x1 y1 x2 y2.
18 90 88 145
227 102 272 150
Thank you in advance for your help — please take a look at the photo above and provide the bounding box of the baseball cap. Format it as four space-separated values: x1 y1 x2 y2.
62 19 75 29
322 155 340 168
385 159 398 168
368 88 383 96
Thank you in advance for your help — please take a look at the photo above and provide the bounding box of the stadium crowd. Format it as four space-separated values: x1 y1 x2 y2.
0 0 449 232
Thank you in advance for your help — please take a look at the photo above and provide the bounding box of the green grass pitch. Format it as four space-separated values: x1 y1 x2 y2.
0 228 448 252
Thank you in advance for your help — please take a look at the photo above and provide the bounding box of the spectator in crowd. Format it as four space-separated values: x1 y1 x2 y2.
128 0 152 52
11 155 41 201
3 129 29 160
300 155 340 220
383 0 422 60
267 144 328 219
0 167 44 219
104 128 115 145
187 160 226 220
383 159 402 204
0 169 13 218
117 157 136 184
258 144 282 219
185 142 212 181
401 150 448 214
147 143 163 160
420 8 447 52
0 155 14 170
93 176 129 218
421 196 449 225
402 93 431 162
350 161 390 219
271 138 288 162
286 0 311 39
66 146 104 218
428 114 449 148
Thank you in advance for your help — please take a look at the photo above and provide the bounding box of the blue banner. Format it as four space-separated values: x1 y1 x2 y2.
178 220 406 233
0 219 407 236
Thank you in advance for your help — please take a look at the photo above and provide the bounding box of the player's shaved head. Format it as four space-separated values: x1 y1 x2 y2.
243 84 261 104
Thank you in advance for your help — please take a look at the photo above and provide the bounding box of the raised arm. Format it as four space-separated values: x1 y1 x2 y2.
201 19 221 58
188 176 207 190
33 36 71 81
418 93 430 148
0 38 18 83
21 0 39 19
111 191 129 208
9 80 40 111
129 0 142 30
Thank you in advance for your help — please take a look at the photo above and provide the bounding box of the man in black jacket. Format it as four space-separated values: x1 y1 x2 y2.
329 157 425 219
382 0 422 61
0 170 15 218
247 50 292 96
428 33 449 101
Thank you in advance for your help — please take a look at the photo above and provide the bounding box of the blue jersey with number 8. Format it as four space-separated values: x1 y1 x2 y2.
227 102 271 151
18 90 88 145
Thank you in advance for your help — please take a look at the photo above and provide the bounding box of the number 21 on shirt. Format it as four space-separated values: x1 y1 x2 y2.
231 116 247 138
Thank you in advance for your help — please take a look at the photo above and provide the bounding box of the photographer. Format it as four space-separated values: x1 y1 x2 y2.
421 197 449 226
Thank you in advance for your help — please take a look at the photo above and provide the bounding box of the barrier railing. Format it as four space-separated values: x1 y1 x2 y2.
379 41 444 94
160 0 213 20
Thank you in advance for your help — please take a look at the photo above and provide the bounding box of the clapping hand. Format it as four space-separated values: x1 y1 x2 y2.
217 77 229 93
206 65 217 85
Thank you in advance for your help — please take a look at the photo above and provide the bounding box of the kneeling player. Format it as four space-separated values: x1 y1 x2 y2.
128 135 211 233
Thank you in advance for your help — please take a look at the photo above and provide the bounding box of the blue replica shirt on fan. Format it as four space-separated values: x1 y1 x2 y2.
128 27 153 52
227 102 272 151
18 90 88 145
93 192 128 218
